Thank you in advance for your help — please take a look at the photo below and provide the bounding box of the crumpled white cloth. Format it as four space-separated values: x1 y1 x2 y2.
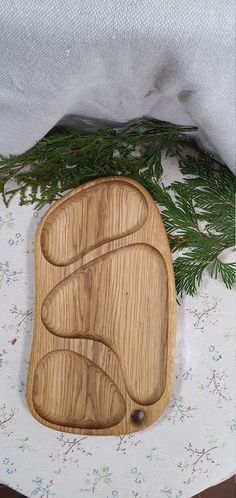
0 0 235 169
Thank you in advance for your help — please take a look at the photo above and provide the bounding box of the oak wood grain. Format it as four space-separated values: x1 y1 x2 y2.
27 176 176 435
41 243 168 405
41 181 148 266
33 350 126 428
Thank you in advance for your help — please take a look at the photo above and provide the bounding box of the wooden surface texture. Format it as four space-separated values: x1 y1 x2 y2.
27 176 176 435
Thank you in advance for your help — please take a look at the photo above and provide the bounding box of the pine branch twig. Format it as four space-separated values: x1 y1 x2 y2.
0 118 235 296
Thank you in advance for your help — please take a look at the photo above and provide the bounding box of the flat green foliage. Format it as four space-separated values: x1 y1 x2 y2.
0 119 235 296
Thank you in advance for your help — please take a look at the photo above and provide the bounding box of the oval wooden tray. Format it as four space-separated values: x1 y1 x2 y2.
27 177 176 435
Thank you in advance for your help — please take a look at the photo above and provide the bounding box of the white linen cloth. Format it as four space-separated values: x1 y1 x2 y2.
0 1 235 169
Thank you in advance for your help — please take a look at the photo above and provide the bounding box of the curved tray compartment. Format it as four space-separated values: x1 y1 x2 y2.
27 176 176 435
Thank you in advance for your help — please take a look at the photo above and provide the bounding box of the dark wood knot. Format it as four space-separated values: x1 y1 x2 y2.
131 409 145 424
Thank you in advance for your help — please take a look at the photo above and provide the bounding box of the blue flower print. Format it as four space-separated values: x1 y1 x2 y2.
229 419 236 432
7 467 14 475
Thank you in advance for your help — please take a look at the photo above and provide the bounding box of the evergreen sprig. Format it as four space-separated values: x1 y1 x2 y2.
0 118 235 296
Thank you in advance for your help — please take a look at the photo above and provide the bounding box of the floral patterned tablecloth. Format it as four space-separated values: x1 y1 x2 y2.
0 161 235 498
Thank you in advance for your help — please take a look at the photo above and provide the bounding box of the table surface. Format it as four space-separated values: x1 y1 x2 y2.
0 160 235 498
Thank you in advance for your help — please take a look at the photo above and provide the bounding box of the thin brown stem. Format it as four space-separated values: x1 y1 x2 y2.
0 410 14 427
168 233 191 244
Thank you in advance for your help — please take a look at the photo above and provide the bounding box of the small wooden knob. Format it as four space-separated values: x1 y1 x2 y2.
131 409 145 424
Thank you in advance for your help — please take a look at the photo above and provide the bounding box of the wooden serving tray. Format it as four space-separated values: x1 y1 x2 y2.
27 177 176 435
